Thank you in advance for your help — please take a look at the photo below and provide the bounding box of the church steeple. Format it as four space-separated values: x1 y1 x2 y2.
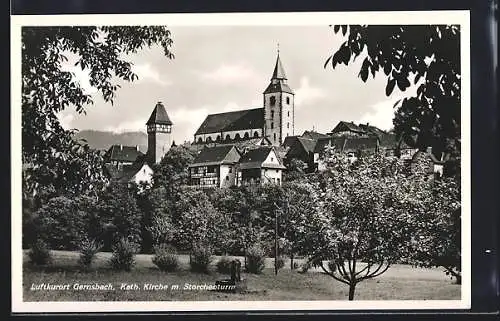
147 101 173 164
271 51 287 80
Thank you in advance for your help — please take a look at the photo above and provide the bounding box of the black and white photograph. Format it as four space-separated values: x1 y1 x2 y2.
11 11 471 312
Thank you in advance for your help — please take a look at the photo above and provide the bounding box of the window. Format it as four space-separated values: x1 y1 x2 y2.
244 132 249 139
271 122 274 129
276 169 279 173
235 133 241 140
253 131 259 138
271 110 274 118
287 111 290 117
229 167 232 173
197 137 203 143
270 96 276 106
271 157 274 162
226 176 229 180
287 122 289 129
286 97 290 104
225 134 231 141
277 178 281 185
216 135 221 142
206 137 212 143
273 133 276 141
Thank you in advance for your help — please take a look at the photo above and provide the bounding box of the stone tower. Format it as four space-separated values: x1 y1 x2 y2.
146 101 173 164
263 51 294 146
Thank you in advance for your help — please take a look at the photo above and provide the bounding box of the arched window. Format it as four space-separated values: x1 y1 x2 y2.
286 97 290 104
270 96 276 106
197 137 203 143
216 135 221 142
206 136 212 143
234 133 241 140
225 134 231 141
253 131 259 138
244 132 249 139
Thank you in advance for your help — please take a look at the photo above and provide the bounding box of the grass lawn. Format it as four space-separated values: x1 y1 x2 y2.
22 250 460 301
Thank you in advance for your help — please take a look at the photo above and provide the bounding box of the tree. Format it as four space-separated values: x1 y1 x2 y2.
152 145 196 193
411 177 462 283
283 158 307 182
22 26 174 200
303 152 430 300
326 25 460 157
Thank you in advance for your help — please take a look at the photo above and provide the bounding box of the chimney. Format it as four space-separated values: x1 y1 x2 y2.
120 144 123 150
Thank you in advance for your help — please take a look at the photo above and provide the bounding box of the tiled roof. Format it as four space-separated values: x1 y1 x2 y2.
195 108 264 135
272 54 287 80
282 135 300 148
297 137 317 154
263 82 294 95
207 137 272 150
146 102 173 125
240 146 272 163
104 145 144 163
301 130 330 140
331 121 365 134
190 145 239 166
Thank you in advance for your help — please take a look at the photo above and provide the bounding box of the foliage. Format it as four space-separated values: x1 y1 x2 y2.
152 145 196 192
77 237 103 270
410 177 461 283
109 238 137 271
302 152 431 300
151 243 179 272
326 25 460 156
32 196 98 250
275 256 285 270
216 256 233 275
189 244 213 273
283 158 308 181
97 182 143 251
245 244 266 274
22 26 173 200
28 239 52 265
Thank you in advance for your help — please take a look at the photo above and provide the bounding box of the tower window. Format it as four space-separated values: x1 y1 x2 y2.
270 96 276 106
287 111 290 117
273 133 276 141
286 97 290 104
271 110 274 118
271 122 274 129
287 122 289 129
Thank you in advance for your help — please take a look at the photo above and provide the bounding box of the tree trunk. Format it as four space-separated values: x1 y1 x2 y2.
290 255 294 270
348 283 356 301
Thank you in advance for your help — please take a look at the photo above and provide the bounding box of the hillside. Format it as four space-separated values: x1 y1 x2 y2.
73 130 148 153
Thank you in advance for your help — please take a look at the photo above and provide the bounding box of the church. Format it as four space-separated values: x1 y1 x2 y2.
193 52 295 147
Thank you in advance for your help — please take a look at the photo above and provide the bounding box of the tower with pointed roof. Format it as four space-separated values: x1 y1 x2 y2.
263 50 294 146
146 101 173 164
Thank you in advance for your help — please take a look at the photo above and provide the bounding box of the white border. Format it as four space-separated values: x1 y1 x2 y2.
11 11 471 313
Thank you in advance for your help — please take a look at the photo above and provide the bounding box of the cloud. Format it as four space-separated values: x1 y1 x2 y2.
356 97 403 131
198 64 261 84
294 77 327 106
60 64 98 95
131 63 172 86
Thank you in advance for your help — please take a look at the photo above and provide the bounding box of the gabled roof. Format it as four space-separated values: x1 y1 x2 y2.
146 102 173 125
331 121 365 134
301 130 330 140
282 135 301 148
240 146 272 163
195 108 264 135
359 123 386 136
104 145 144 163
190 145 240 167
297 137 317 154
263 82 294 95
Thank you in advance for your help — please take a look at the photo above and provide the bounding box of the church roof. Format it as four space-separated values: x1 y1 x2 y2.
146 102 173 125
195 108 264 135
263 82 294 95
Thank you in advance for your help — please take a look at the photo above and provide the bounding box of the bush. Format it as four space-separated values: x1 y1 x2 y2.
28 239 52 265
152 244 179 272
109 238 137 271
78 237 102 270
275 256 285 270
246 245 266 274
190 245 213 273
216 256 233 274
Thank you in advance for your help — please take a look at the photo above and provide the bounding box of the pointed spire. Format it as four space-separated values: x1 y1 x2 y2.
271 47 287 80
146 101 173 125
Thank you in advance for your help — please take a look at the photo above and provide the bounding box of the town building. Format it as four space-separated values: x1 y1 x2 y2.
188 145 241 188
238 146 285 186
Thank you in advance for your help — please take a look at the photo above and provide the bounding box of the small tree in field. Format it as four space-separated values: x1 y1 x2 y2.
303 152 429 300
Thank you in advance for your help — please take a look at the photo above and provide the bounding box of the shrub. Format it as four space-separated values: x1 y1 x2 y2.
190 245 213 273
28 239 52 265
216 256 233 274
152 244 179 272
275 256 285 270
77 237 102 270
246 245 266 274
109 238 137 271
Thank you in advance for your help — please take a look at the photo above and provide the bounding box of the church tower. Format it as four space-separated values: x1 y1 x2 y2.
263 50 294 146
146 101 173 164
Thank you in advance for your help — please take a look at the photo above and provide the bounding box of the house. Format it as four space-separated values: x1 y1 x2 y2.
314 136 380 170
104 144 143 169
238 146 286 186
329 121 366 137
283 136 318 172
193 52 295 147
188 145 241 188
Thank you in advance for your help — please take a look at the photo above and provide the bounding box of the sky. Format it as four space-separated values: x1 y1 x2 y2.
58 25 415 144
